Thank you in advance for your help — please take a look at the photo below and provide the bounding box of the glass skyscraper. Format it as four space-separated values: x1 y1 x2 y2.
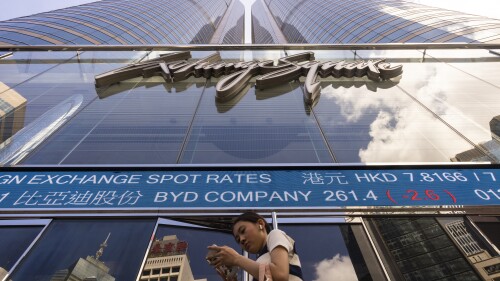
254 0 500 43
0 1 499 281
0 0 243 45
1 0 500 45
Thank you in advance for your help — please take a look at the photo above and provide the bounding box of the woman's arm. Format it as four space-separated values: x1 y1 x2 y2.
267 246 290 281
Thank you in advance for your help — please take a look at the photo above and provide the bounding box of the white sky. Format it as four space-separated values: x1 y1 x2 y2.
407 0 500 20
0 0 98 21
2 0 499 21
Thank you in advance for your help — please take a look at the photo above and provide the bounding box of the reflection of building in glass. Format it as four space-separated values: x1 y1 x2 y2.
0 94 82 165
209 0 245 44
140 235 205 281
453 116 500 162
445 220 500 281
368 217 481 280
251 0 287 44
50 233 115 281
0 82 26 144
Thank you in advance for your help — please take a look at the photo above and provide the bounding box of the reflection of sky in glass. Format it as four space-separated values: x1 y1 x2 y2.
11 219 155 281
181 80 332 163
314 78 473 163
23 79 206 164
279 224 363 281
0 226 42 271
152 224 240 281
398 63 500 144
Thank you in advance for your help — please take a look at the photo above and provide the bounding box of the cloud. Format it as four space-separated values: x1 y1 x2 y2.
320 62 491 163
313 254 358 281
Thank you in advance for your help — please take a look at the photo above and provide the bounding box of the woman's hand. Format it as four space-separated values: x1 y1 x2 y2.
207 244 261 280
207 245 242 267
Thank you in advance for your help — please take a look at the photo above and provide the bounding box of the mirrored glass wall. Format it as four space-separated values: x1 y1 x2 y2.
1 48 500 165
1 214 498 281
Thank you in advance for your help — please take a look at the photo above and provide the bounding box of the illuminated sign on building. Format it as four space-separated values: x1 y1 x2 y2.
95 51 403 104
0 166 498 210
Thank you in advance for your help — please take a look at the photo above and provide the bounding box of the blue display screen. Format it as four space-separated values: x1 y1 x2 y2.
0 167 499 210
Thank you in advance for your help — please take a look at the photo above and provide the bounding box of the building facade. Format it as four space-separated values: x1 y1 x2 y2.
254 0 500 43
0 0 242 45
0 1 499 281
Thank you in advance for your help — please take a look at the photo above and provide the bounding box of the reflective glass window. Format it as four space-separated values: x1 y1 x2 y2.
0 51 144 165
23 74 206 165
0 31 53 45
312 77 474 163
369 217 500 281
1 23 70 41
10 219 156 281
396 61 500 148
0 224 44 277
0 51 77 86
279 223 378 281
181 80 332 164
139 219 240 281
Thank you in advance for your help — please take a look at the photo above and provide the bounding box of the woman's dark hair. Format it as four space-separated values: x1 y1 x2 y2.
233 212 272 234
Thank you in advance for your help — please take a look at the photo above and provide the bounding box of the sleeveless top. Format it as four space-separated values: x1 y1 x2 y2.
253 229 303 281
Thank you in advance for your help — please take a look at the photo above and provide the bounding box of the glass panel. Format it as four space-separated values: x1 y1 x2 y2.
0 51 145 161
288 49 476 163
0 52 77 86
313 77 474 163
369 217 490 281
23 76 206 165
181 80 332 163
354 49 500 163
180 49 332 164
0 50 139 165
10 219 155 281
140 219 240 281
450 61 500 88
0 225 43 278
1 49 498 165
279 224 374 281
397 62 500 152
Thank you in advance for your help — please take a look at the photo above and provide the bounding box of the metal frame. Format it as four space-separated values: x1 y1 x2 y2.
0 43 500 52
360 218 393 281
0 52 13 59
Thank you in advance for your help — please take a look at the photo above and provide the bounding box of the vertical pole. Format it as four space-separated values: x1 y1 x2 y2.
272 211 278 229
